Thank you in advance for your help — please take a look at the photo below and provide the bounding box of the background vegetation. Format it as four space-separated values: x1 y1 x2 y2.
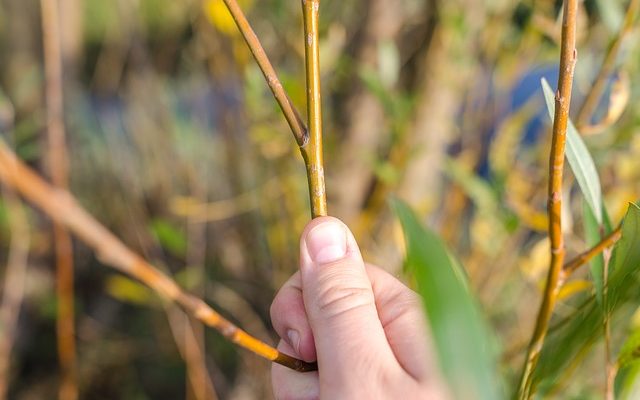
0 0 639 398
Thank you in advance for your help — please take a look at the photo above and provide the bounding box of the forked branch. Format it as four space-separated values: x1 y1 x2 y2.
221 0 327 218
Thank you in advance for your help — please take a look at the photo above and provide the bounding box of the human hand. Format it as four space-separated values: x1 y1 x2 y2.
270 217 450 399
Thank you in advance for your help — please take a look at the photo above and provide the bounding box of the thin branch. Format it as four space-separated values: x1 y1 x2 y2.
560 226 622 278
0 142 317 373
183 174 216 400
576 0 640 128
0 190 30 400
517 1 578 398
40 0 77 398
165 305 219 400
221 0 307 145
301 0 327 218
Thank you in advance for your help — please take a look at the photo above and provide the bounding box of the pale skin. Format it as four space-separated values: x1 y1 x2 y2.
270 217 450 399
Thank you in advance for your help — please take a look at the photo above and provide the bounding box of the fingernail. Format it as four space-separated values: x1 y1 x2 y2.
286 329 300 354
305 221 347 264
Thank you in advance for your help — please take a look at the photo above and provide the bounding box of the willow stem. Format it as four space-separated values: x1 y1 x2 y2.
517 1 578 398
576 0 640 128
0 142 317 373
301 0 327 218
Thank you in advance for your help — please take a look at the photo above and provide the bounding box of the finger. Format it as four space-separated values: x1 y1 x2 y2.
270 271 317 362
271 340 319 400
299 217 399 379
365 264 435 381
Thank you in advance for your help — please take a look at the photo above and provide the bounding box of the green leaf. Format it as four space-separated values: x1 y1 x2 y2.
533 204 640 393
606 203 640 312
618 330 640 370
149 219 187 258
105 274 155 305
616 323 640 400
391 199 503 400
582 202 613 306
541 78 603 224
616 361 640 400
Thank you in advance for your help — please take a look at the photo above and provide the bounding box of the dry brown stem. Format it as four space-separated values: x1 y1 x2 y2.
0 190 30 400
40 0 77 398
0 142 316 373
165 305 219 400
517 1 578 398
183 176 215 400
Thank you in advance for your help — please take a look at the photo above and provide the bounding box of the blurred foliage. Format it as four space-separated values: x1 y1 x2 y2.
0 0 639 398
393 199 503 400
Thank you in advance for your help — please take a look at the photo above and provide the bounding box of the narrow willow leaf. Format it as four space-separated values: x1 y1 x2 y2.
583 203 604 304
533 204 640 393
618 330 640 370
616 363 640 400
541 78 603 224
583 202 613 306
392 199 503 400
606 203 640 311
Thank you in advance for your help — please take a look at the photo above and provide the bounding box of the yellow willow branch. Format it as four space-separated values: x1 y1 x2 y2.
576 0 640 128
560 226 622 281
0 142 317 373
302 0 327 218
40 0 77 398
517 1 578 398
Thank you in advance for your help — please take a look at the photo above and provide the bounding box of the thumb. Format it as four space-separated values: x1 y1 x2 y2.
299 217 397 375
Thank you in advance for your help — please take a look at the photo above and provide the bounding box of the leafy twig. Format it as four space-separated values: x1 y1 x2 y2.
517 1 579 398
0 141 317 373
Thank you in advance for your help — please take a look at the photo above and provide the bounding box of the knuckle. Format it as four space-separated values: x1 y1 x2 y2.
313 270 374 320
